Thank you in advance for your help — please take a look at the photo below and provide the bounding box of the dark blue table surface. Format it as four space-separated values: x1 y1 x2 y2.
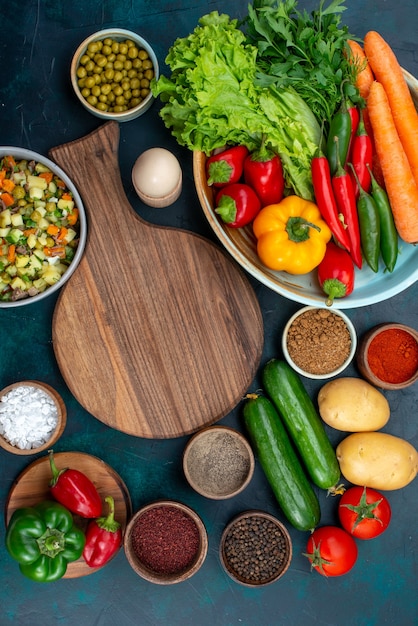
1 1 417 625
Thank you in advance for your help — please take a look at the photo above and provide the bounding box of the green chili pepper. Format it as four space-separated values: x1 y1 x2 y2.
350 165 380 272
5 500 85 583
326 96 352 176
367 165 399 272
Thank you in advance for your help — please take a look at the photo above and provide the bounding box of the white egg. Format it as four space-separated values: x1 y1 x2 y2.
132 148 182 206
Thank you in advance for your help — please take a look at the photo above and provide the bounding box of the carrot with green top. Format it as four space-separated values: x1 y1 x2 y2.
367 81 418 244
364 31 418 186
347 40 374 100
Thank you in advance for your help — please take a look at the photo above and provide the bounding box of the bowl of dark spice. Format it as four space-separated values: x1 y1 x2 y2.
282 306 357 379
183 426 255 500
220 510 292 587
124 500 208 584
0 381 66 455
357 323 418 390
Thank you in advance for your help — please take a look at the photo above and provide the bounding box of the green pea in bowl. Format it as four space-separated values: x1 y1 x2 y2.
71 28 159 122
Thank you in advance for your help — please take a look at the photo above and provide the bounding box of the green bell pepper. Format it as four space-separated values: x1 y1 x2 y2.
5 500 85 582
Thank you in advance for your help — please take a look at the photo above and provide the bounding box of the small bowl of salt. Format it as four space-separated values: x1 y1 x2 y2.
0 381 66 455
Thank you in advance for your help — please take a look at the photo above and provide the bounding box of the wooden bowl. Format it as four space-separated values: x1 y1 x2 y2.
183 425 255 500
356 323 418 390
282 306 357 379
124 500 208 584
193 70 418 309
0 381 66 455
220 510 292 587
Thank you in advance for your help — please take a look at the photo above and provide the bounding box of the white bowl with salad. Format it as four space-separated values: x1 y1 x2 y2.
0 148 87 307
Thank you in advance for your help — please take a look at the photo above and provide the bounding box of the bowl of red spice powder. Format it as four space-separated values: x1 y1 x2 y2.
123 500 208 584
357 323 418 390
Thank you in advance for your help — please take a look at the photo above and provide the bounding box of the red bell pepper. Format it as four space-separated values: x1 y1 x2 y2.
311 149 351 252
215 183 261 228
49 450 102 518
206 145 249 188
317 241 355 306
332 138 363 269
82 496 122 568
243 146 284 207
349 110 373 200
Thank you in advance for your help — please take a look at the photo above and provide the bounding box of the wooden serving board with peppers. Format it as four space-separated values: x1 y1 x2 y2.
5 452 132 578
48 122 263 439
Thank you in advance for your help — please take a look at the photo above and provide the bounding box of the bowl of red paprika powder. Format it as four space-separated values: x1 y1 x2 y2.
123 500 208 584
357 323 418 390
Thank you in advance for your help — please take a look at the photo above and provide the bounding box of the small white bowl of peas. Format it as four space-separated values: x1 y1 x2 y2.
71 28 159 122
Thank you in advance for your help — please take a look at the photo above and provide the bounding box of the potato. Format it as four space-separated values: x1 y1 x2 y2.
318 377 390 432
336 432 418 490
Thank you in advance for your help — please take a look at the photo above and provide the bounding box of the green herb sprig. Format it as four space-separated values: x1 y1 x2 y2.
244 0 361 126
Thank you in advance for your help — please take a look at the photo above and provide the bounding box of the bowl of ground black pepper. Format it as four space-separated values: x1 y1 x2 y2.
124 500 208 584
220 510 292 587
357 323 418 390
183 426 255 500
282 306 357 379
0 381 66 455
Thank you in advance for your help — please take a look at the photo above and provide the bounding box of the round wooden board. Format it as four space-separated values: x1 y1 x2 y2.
5 452 132 578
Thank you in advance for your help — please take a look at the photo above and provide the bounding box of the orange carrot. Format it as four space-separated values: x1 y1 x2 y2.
39 171 53 184
61 192 72 201
0 170 6 184
1 192 14 207
57 226 68 242
347 40 374 100
367 81 418 243
66 207 79 226
1 178 15 193
43 245 66 258
364 31 418 186
47 224 60 236
7 244 16 263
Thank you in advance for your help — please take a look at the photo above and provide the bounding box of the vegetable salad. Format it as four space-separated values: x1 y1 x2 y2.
0 155 81 302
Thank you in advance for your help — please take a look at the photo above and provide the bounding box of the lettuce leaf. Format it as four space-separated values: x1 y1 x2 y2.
152 11 321 200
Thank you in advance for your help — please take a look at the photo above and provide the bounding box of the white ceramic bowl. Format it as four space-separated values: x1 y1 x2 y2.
193 70 418 308
282 306 357 379
71 28 159 122
0 147 87 308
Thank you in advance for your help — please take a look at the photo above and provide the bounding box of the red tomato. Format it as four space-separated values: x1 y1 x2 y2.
304 526 358 577
338 486 391 540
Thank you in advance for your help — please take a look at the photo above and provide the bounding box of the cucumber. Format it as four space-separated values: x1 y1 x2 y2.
262 359 340 490
243 394 320 532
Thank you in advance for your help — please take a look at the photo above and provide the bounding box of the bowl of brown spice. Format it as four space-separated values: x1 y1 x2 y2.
282 306 357 379
183 425 255 500
220 510 292 587
124 500 208 584
356 323 418 390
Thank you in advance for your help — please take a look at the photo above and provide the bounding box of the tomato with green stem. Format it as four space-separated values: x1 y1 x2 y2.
338 486 391 540
304 526 358 577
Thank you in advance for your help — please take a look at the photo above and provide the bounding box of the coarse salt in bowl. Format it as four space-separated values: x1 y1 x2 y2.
282 306 357 379
0 381 66 455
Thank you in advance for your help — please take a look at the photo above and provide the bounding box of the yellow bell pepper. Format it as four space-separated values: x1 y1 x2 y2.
252 196 332 274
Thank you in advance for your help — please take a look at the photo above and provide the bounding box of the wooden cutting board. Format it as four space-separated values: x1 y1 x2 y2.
49 122 263 439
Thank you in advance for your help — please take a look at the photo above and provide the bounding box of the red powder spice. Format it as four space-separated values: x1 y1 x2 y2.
367 328 418 384
131 506 200 575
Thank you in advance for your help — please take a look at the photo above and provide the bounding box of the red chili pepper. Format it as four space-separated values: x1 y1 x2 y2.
243 145 284 207
311 150 351 252
332 138 363 269
346 100 360 164
215 183 261 228
49 450 102 518
349 110 373 200
205 145 249 188
82 496 122 568
317 241 355 306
